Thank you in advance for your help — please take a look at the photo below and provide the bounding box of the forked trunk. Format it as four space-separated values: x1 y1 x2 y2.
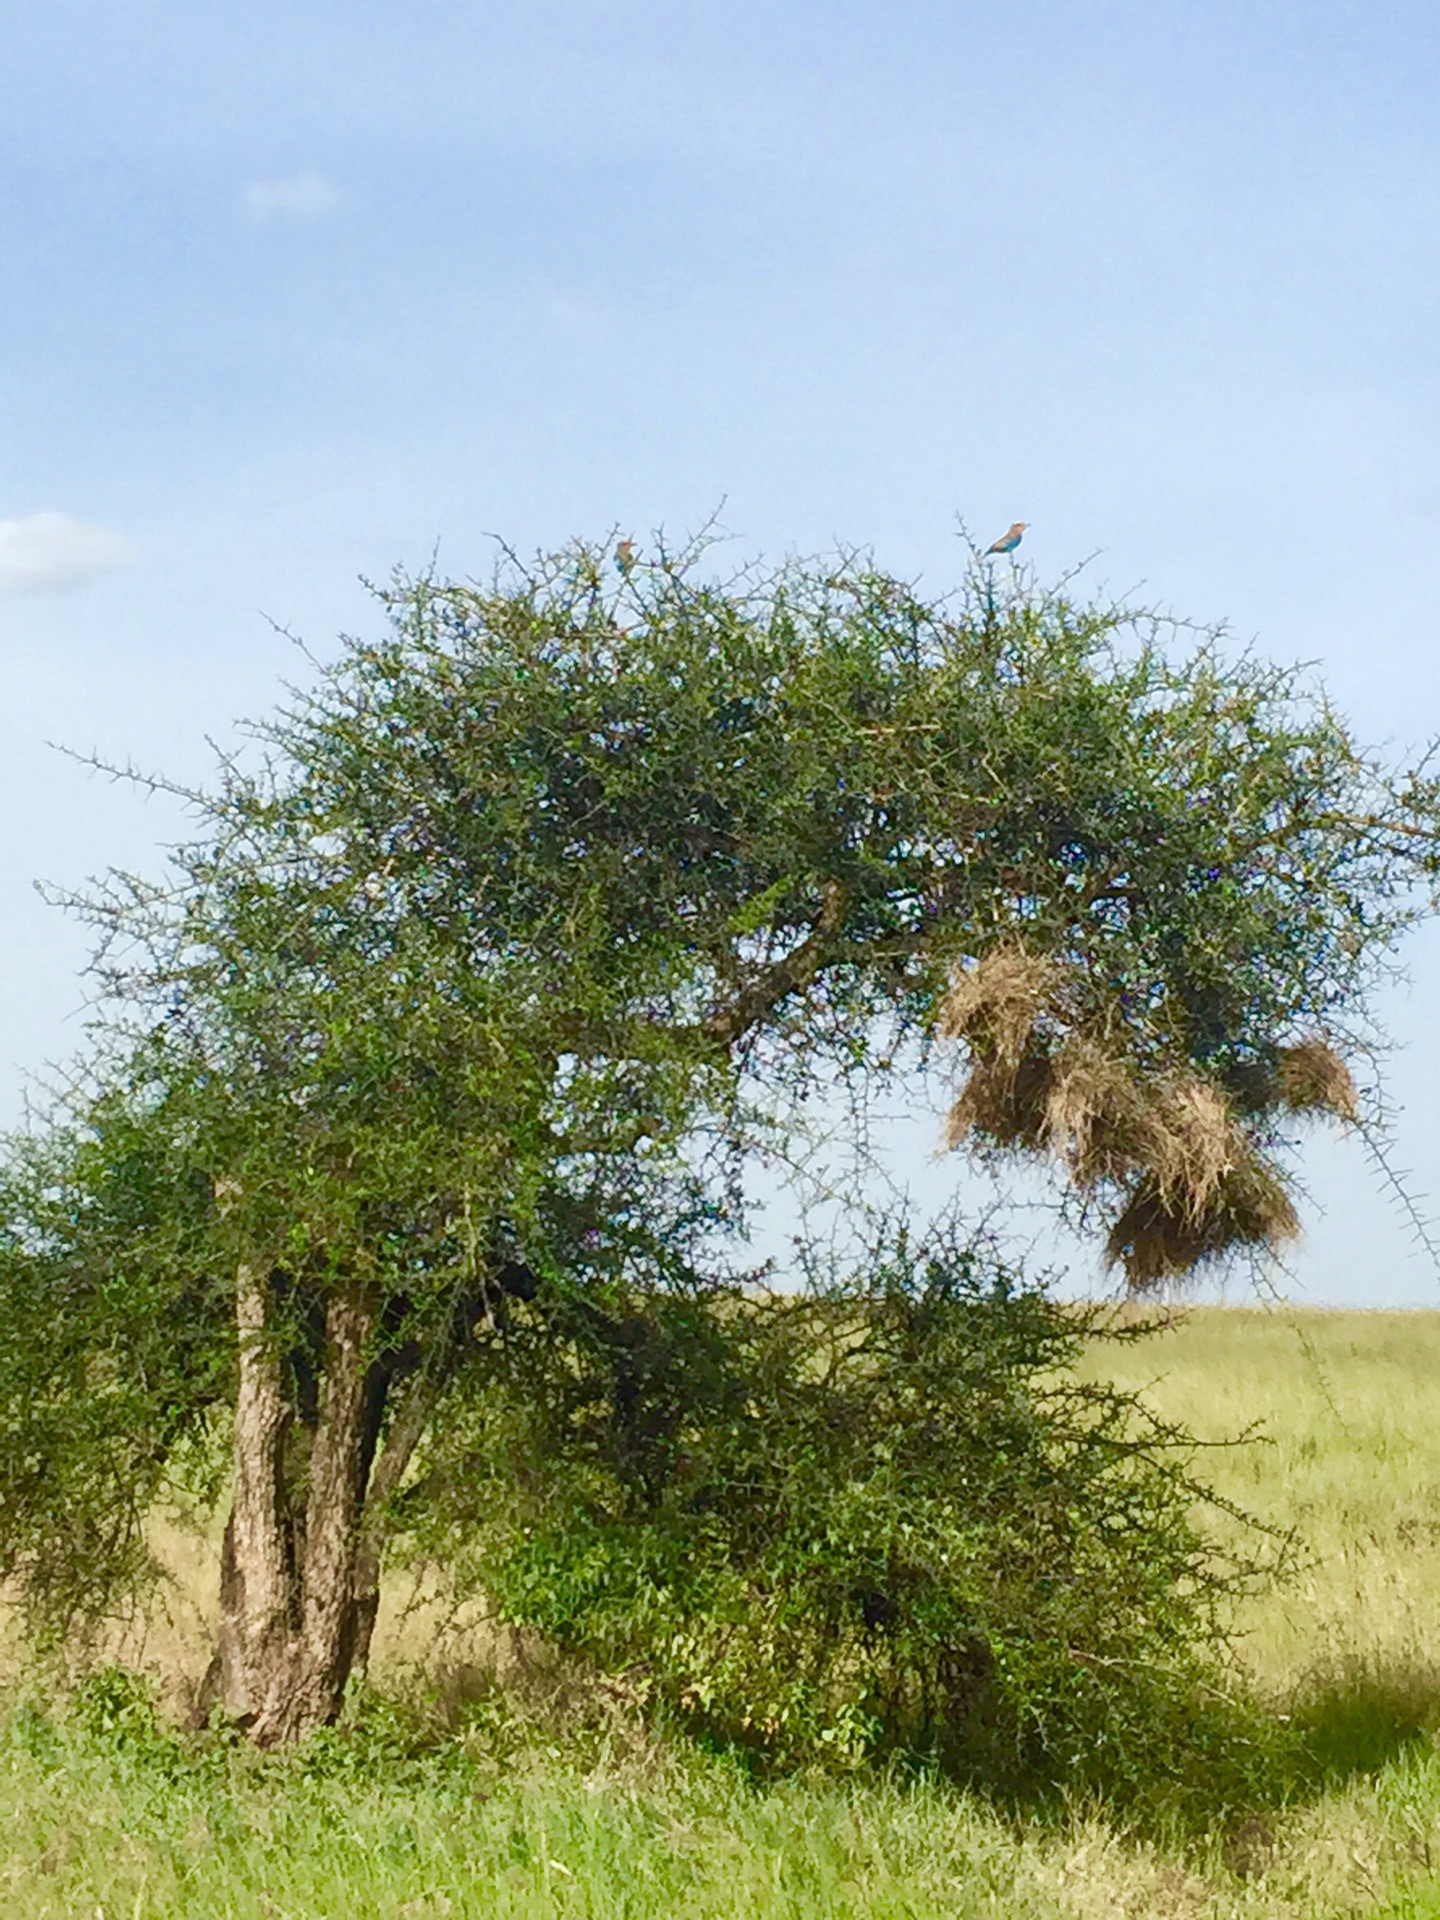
210 1269 377 1746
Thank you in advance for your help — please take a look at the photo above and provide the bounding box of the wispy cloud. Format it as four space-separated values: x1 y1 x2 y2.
242 174 340 223
0 512 135 596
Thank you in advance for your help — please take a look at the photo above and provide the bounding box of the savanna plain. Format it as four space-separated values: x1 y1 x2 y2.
8 1305 1440 1919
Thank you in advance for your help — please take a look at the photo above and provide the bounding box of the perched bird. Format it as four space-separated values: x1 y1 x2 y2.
614 537 637 575
984 522 1028 556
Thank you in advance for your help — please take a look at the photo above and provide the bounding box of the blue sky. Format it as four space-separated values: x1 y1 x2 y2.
3 0 1440 1300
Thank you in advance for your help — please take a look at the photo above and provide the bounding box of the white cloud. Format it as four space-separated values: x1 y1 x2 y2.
0 513 135 596
242 174 340 223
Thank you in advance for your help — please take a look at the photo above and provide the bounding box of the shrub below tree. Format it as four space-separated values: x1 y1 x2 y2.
409 1220 1278 1804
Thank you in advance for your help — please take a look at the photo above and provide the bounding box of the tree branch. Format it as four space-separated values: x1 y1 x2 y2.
702 881 849 1049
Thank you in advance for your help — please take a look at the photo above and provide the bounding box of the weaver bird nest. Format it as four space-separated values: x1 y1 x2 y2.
939 947 1358 1291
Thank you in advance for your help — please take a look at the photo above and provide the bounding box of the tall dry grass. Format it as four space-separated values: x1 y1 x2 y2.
1091 1307 1440 1697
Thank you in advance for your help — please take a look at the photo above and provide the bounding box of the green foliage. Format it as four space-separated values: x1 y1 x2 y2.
0 1103 231 1633
0 535 1436 1749
412 1221 1277 1804
66 542 1439 1300
70 1667 192 1776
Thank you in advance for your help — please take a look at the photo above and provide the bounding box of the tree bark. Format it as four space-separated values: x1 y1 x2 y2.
212 1270 379 1745
211 1261 300 1739
348 1369 438 1680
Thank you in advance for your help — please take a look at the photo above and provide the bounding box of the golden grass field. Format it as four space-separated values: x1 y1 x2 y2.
7 1305 1440 1918
1095 1306 1440 1693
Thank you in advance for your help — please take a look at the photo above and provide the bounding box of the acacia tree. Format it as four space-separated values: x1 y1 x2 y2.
0 541 1433 1744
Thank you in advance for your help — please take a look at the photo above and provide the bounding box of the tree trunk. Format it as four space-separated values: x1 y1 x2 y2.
348 1371 437 1681
211 1269 378 1745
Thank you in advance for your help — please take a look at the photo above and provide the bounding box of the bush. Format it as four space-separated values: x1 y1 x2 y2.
410 1223 1277 1805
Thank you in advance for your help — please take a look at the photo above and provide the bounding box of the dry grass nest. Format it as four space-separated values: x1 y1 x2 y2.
1275 1037 1360 1122
1103 1162 1301 1291
937 946 1062 1070
941 947 1355 1290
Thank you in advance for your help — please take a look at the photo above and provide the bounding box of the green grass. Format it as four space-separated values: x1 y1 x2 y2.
10 1305 1440 1918
0 1699 1075 1920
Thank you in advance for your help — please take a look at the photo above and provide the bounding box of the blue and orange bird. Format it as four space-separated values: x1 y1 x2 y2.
614 537 637 575
984 521 1028 556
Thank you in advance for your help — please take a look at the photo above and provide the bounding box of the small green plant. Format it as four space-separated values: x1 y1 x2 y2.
69 1666 191 1781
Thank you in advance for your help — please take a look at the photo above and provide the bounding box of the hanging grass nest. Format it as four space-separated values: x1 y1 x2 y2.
940 946 1357 1290
1275 1038 1360 1122
937 946 1061 1071
1103 1161 1300 1291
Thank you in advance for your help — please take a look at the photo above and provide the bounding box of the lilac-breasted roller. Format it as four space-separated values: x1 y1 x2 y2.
614 537 637 575
984 522 1028 556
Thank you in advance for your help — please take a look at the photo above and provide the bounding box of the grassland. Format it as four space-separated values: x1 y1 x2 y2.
8 1306 1440 1918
